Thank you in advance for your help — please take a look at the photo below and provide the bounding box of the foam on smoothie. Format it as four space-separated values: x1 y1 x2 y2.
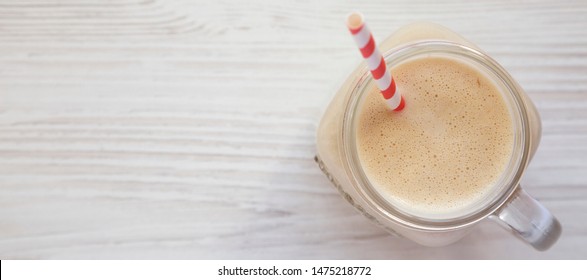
356 57 514 217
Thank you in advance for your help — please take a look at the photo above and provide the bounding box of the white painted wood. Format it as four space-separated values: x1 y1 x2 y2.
0 0 586 259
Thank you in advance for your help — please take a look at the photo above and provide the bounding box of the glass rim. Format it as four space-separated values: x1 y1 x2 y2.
340 41 532 231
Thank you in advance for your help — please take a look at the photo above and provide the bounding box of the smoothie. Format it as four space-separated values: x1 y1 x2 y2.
356 56 513 219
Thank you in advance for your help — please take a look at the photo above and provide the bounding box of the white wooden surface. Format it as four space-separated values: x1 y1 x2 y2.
0 0 586 259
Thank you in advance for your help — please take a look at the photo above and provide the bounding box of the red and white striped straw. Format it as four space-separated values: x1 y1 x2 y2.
346 12 405 111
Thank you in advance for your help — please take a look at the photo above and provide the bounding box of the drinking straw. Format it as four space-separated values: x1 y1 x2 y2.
347 12 405 111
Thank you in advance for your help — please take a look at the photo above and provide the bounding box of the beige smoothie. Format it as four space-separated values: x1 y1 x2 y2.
315 22 543 246
356 56 513 218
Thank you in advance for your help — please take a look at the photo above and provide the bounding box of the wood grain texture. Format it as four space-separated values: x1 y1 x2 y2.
0 0 586 259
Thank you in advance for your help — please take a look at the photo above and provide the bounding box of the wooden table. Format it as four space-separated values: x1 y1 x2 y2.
1 0 586 259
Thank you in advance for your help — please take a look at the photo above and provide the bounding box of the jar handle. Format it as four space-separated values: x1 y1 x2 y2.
490 186 561 251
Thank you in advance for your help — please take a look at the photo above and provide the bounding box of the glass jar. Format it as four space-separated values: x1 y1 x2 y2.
315 23 560 250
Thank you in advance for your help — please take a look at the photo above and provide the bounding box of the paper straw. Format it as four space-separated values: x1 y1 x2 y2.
346 12 405 111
